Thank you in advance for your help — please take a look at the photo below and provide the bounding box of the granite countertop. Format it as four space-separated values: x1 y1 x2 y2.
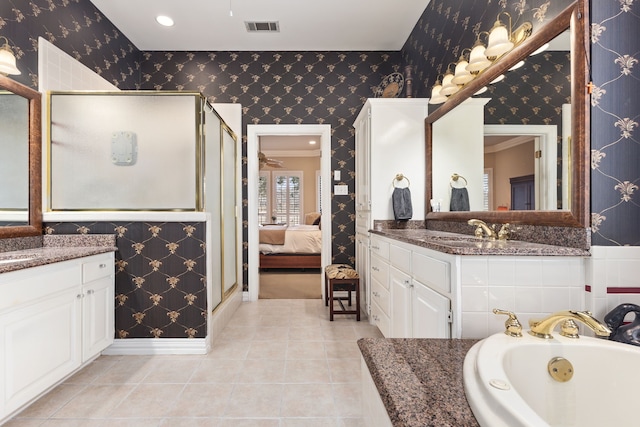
0 234 117 274
358 338 480 427
370 228 590 256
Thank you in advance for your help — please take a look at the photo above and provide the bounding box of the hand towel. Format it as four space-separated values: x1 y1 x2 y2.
450 187 470 211
392 187 413 220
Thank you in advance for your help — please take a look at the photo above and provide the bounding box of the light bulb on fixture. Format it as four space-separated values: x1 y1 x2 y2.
428 77 447 104
440 65 460 96
485 14 514 59
466 32 492 74
0 36 21 75
451 49 474 85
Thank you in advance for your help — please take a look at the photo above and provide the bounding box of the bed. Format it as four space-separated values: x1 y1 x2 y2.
259 223 322 269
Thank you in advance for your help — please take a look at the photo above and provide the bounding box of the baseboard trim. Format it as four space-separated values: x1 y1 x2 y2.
102 338 207 355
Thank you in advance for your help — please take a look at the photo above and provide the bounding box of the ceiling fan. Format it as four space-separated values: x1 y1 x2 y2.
258 140 284 169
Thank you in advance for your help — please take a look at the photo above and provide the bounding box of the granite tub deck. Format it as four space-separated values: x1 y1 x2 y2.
370 229 590 256
358 338 480 427
0 234 117 273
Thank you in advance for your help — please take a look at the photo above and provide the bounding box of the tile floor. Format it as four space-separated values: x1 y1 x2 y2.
6 298 382 426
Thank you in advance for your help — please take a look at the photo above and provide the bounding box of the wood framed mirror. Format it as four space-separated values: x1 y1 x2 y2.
425 0 588 227
0 74 42 238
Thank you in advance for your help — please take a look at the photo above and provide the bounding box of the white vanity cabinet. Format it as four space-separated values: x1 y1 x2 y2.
370 234 453 338
81 255 115 362
0 252 115 422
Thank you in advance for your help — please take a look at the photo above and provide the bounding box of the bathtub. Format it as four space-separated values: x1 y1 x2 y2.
463 330 640 427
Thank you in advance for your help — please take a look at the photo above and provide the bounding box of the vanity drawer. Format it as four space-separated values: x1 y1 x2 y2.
370 277 390 317
411 252 450 295
390 244 411 273
370 254 389 290
370 300 390 338
82 255 114 283
370 236 389 259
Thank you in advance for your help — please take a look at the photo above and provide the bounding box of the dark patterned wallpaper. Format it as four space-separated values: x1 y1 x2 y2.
0 0 140 89
590 1 640 246
45 222 208 338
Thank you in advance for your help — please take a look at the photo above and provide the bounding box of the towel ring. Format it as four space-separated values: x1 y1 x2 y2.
450 173 468 188
393 173 410 188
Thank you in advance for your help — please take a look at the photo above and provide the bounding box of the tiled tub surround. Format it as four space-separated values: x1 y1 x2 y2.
0 234 117 273
358 338 479 427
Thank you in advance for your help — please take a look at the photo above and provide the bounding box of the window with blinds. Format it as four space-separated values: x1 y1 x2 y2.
273 172 303 225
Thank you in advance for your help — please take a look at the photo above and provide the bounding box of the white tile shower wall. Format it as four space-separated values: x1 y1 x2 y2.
587 246 640 322
460 256 587 339
37 37 118 92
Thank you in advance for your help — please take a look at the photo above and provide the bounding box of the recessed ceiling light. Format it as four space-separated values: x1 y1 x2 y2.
309 140 317 145
156 15 174 27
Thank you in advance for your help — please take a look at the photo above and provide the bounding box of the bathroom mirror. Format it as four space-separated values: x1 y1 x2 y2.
0 74 42 237
426 0 588 227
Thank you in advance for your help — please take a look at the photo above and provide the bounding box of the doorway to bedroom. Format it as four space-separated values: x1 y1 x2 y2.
247 125 332 302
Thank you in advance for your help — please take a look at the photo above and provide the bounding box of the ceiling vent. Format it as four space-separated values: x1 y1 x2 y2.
245 21 280 33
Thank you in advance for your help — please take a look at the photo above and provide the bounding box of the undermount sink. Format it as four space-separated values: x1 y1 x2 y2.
463 330 640 427
0 254 39 265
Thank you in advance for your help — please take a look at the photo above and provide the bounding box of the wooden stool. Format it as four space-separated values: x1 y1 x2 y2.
324 264 360 321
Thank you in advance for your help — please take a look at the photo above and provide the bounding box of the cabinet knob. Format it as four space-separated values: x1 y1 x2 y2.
76 294 83 299
372 266 379 272
86 289 95 295
99 263 107 268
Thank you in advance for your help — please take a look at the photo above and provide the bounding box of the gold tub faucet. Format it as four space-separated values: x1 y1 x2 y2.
529 310 612 339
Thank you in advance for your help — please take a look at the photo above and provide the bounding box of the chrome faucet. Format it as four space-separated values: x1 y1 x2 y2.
529 310 612 339
468 219 497 239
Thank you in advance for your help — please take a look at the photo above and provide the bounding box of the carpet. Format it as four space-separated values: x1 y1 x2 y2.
259 269 322 299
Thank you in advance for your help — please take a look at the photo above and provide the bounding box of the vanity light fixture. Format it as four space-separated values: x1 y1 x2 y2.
428 76 447 104
0 36 21 76
451 49 474 85
155 15 174 27
485 12 532 60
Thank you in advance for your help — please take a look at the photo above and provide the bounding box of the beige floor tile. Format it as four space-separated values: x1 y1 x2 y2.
160 418 220 427
141 357 201 383
11 299 370 425
284 359 331 383
109 383 185 418
217 419 279 427
16 384 86 418
207 340 251 359
286 341 325 359
280 418 339 426
237 359 286 383
247 341 288 359
223 384 283 417
51 384 134 419
165 383 234 417
190 358 243 383
281 384 336 417
324 341 361 359
252 326 290 341
328 358 361 383
289 326 324 341
332 383 362 417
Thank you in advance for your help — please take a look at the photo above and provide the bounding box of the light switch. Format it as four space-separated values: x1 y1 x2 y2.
333 170 341 181
334 184 348 195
